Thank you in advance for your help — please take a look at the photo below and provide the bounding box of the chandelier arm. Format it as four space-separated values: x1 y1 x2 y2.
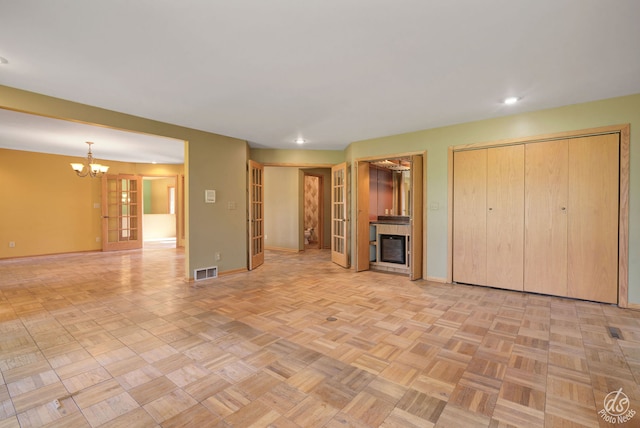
70 141 109 178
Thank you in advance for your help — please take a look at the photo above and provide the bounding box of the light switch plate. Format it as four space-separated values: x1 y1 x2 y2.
205 190 216 203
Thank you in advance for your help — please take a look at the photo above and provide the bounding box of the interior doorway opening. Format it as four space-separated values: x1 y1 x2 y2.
303 173 323 250
142 175 178 248
355 152 424 279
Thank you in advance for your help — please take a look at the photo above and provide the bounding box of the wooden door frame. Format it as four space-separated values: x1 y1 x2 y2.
354 151 427 278
355 161 370 272
410 154 424 280
447 124 630 308
256 163 333 257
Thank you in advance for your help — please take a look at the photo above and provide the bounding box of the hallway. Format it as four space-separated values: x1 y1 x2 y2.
0 248 639 427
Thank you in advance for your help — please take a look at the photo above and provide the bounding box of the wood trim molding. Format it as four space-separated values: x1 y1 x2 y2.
353 150 428 278
446 147 454 284
447 124 630 308
219 267 249 277
450 124 629 151
618 124 630 308
265 246 300 253
355 150 425 163
259 162 335 168
627 303 640 312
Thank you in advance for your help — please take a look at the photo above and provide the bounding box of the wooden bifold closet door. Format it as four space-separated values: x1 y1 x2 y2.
452 146 524 290
486 145 524 291
567 134 619 303
524 140 569 296
453 149 487 286
524 135 619 303
454 133 619 303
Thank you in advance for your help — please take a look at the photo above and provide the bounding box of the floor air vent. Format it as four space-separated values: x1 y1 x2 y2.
194 266 218 281
607 326 623 340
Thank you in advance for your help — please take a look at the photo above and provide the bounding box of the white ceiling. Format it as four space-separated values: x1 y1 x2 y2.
0 108 184 163
1 1 639 164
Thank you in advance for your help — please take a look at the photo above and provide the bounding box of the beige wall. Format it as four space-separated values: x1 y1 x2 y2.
261 165 332 252
143 176 179 240
148 177 176 214
1 149 103 257
143 215 176 240
0 85 247 278
264 167 301 251
0 148 183 258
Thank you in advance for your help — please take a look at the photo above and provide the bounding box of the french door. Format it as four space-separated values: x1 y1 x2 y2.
331 162 349 268
101 174 143 251
248 160 264 270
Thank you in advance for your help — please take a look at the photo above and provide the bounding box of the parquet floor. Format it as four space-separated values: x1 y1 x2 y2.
1 248 639 427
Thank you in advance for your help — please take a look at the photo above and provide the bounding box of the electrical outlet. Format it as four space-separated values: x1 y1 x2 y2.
8 241 15 248
215 252 221 261
96 237 101 243
53 399 61 409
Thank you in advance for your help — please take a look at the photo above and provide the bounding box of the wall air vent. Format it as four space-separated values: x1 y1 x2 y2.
194 266 218 281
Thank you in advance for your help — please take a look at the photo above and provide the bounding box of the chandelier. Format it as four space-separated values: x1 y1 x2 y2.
70 142 110 178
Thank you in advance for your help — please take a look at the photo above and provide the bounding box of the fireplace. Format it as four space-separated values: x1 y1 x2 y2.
379 234 406 265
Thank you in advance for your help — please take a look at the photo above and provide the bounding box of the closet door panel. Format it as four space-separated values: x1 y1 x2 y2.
568 134 619 303
453 149 487 285
524 140 568 296
487 145 524 290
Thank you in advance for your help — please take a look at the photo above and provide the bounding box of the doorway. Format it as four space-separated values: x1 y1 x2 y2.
142 175 178 248
262 166 331 255
303 173 324 249
355 153 425 279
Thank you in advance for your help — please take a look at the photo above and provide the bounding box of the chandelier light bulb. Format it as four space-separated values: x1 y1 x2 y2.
70 142 109 178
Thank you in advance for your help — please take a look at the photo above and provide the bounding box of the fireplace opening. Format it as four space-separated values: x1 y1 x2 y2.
380 234 406 264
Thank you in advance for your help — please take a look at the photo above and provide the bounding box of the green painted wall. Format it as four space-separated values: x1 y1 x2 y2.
0 85 247 278
2 83 638 304
251 148 344 165
347 93 640 304
143 180 152 214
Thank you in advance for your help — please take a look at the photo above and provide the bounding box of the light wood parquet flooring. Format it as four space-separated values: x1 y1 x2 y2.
0 248 639 427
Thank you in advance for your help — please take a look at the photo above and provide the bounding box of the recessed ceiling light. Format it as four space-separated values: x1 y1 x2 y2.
295 138 305 145
0 57 8 65
503 96 521 105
